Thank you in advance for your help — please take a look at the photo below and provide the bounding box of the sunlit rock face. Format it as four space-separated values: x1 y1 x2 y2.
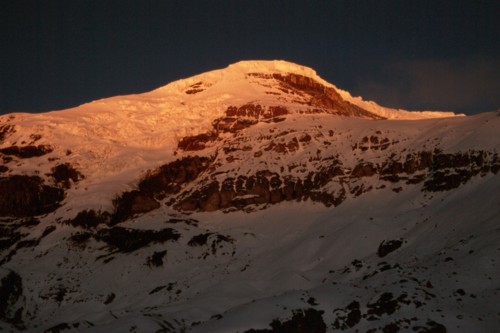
0 61 498 332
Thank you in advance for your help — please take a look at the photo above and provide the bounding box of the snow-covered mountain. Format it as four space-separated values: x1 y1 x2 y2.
0 60 498 332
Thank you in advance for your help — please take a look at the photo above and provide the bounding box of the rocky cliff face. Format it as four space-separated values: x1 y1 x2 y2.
248 73 383 119
104 97 498 217
111 144 499 216
0 176 64 217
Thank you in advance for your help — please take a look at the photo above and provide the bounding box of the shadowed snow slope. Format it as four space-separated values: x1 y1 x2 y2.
0 61 497 332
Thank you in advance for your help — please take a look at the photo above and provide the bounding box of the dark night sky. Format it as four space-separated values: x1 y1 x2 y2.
1 0 499 115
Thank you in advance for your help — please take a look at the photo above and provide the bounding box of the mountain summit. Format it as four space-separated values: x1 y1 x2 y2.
86 59 460 121
0 61 498 332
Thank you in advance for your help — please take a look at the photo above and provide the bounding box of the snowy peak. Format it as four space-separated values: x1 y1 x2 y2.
0 60 482 215
227 60 323 80
4 60 461 123
164 60 325 90
0 61 499 332
150 60 459 120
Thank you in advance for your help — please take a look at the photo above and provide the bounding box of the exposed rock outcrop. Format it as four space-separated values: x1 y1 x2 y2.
175 149 498 212
177 169 347 212
177 104 289 152
63 210 110 229
248 73 383 119
185 82 205 95
0 176 64 217
356 149 499 191
0 145 53 159
95 227 180 253
377 240 404 258
49 163 85 189
0 270 24 328
112 156 211 223
244 308 327 333
0 125 15 144
110 145 500 216
178 132 218 151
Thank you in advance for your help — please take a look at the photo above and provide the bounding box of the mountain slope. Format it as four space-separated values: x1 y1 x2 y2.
0 61 462 215
0 60 498 332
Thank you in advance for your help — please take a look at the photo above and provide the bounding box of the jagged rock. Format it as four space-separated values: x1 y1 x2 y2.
95 227 180 253
104 292 116 305
131 194 161 213
68 232 92 247
63 210 110 229
178 168 347 212
178 132 218 151
380 160 405 176
351 162 377 178
299 133 312 143
226 104 264 118
244 308 327 333
220 178 236 208
208 104 289 135
188 233 214 247
215 116 255 133
138 156 211 195
114 146 499 216
112 191 159 224
225 104 288 120
41 225 56 238
112 156 210 222
377 240 403 257
178 103 290 153
249 73 384 119
423 170 472 192
377 150 498 192
0 270 24 327
199 181 221 212
332 300 362 330
367 292 409 317
0 125 15 143
146 250 167 267
0 218 41 257
185 82 205 94
49 163 85 189
187 232 233 258
0 145 53 158
0 175 64 217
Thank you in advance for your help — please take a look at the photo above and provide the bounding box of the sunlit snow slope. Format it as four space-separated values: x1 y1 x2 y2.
0 60 498 333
